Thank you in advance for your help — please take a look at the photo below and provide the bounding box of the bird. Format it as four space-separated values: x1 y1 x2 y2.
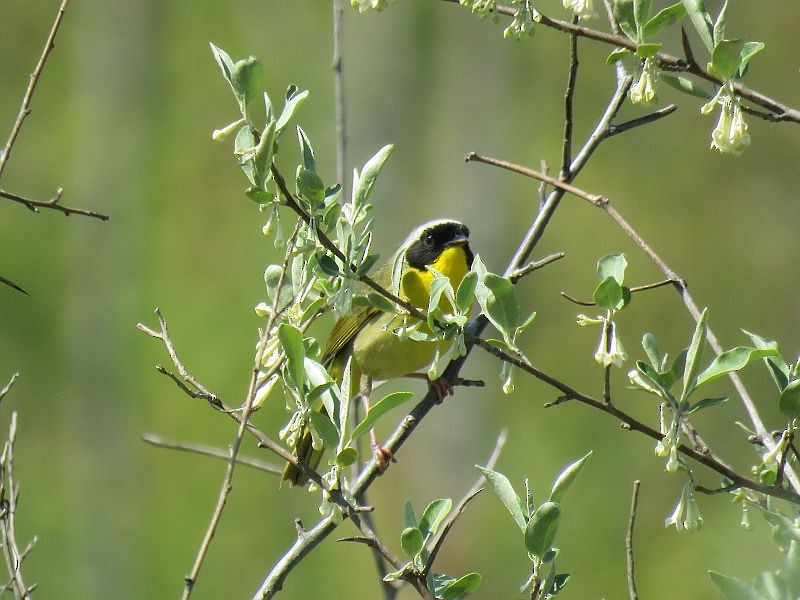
282 218 474 486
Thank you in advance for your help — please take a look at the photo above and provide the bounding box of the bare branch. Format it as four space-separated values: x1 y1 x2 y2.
508 252 566 283
0 376 19 405
332 0 347 199
560 15 579 181
0 188 109 221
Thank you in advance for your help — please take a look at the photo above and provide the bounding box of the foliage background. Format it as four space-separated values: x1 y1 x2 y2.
1 0 799 598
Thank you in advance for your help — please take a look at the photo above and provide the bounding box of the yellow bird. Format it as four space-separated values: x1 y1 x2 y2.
282 219 474 486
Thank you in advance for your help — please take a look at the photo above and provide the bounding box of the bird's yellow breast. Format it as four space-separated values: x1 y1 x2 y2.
352 245 470 381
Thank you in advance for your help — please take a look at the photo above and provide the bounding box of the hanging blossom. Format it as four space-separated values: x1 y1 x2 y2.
563 0 595 19
630 57 658 106
577 314 627 368
665 482 703 532
701 83 751 156
351 0 394 12
504 0 536 39
655 404 681 473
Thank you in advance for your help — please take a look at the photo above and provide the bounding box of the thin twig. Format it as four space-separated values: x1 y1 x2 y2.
607 105 678 137
561 278 678 306
509 252 566 283
559 15 579 181
0 0 70 178
0 376 19 405
0 276 27 296
626 480 640 600
141 434 283 476
0 188 108 221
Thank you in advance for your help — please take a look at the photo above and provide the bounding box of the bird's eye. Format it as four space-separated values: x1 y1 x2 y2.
424 234 434 246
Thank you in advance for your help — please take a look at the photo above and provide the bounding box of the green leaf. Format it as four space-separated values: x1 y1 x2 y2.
708 38 745 80
296 126 316 172
252 120 277 186
549 451 592 504
709 571 764 600
401 527 424 557
518 311 537 335
613 0 637 41
606 48 633 64
635 43 662 58
642 333 661 369
596 253 627 285
350 391 414 441
742 329 789 391
686 396 728 414
277 323 305 390
234 126 257 185
455 271 478 314
476 466 526 532
712 0 728 46
682 0 714 52
695 347 777 388
356 253 381 277
681 308 708 402
231 56 262 106
642 2 686 38
779 379 800 419
660 74 713 99
593 277 629 312
304 358 336 418
335 447 358 466
550 573 571 596
633 0 652 29
419 498 452 539
475 272 520 340
276 87 309 135
352 144 394 209
365 291 397 313
296 166 325 206
308 410 339 450
666 348 688 390
525 502 562 557
739 41 765 78
316 253 341 276
404 500 418 529
635 360 672 400
209 43 235 90
753 572 791 600
438 573 482 599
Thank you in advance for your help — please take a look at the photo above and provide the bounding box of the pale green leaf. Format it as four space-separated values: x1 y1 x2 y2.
350 391 414 441
476 466 526 531
549 451 592 504
525 502 561 557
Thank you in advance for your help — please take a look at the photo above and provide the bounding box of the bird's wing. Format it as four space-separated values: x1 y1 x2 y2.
320 259 396 366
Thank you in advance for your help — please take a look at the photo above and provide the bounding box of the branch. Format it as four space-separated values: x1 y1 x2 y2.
0 188 109 221
559 15 579 181
440 0 800 124
625 480 640 600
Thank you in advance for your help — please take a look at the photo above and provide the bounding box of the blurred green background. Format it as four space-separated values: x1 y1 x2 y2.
1 1 799 598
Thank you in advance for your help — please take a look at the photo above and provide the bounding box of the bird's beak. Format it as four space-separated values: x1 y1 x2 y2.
446 234 469 248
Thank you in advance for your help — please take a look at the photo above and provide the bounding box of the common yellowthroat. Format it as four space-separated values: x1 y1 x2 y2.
282 219 474 486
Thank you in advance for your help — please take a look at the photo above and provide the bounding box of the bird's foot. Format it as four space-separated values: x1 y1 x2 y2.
371 442 396 473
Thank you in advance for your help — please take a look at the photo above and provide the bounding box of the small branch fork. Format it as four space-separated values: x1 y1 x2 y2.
0 0 107 222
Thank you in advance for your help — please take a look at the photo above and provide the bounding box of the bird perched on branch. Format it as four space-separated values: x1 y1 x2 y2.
282 219 474 486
